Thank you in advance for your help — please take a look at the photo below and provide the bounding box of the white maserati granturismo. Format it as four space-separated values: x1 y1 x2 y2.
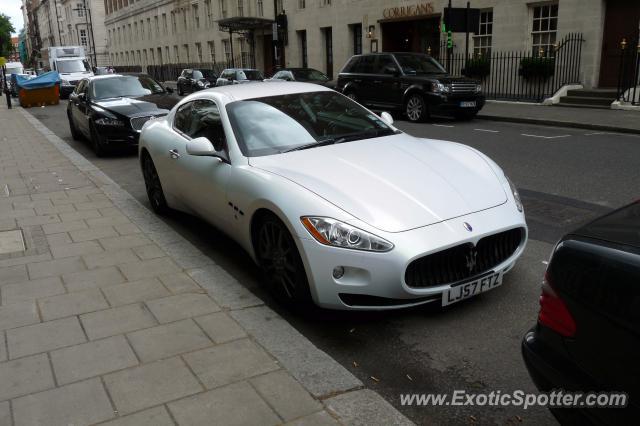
139 82 527 310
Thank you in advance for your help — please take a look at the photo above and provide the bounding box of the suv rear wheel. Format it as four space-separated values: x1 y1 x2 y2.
405 93 428 122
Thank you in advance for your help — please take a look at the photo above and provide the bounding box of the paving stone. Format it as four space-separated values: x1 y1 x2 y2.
285 411 339 426
41 220 87 235
46 232 72 246
99 234 153 251
7 316 86 359
133 244 165 260
0 354 55 401
183 338 279 389
51 335 138 385
0 301 39 332
114 223 142 235
82 248 137 269
168 381 281 426
146 293 220 324
158 272 202 294
324 389 413 426
12 378 115 426
69 225 118 242
251 370 322 421
50 240 103 259
74 200 113 211
127 319 212 362
194 312 247 344
118 257 181 282
100 406 174 426
38 288 109 321
16 214 60 227
104 357 202 415
102 278 170 306
0 401 9 426
188 265 263 310
34 204 75 215
1 277 66 304
0 253 52 269
59 209 101 222
62 266 126 292
86 215 130 228
80 303 157 340
27 256 85 280
0 265 28 285
1 209 35 219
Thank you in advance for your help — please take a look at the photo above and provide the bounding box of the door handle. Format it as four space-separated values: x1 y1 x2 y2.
169 149 180 159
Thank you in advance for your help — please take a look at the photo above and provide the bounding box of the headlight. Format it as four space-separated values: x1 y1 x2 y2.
197 80 204 87
301 217 394 252
475 84 482 93
432 82 450 93
95 117 124 126
507 177 523 213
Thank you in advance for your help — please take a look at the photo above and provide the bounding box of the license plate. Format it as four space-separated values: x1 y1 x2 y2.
460 101 477 108
442 272 502 306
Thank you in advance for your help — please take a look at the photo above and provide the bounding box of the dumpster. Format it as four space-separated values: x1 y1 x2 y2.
16 71 61 108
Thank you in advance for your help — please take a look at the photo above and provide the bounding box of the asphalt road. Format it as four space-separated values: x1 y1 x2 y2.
29 101 640 425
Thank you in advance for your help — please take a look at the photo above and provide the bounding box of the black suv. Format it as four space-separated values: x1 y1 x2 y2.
337 52 485 122
177 68 217 95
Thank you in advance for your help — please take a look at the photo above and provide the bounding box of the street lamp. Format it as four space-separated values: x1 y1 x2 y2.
72 0 97 66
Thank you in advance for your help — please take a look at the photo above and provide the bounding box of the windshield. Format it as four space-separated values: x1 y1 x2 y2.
226 91 395 157
194 69 215 79
57 59 91 73
238 70 264 81
292 69 329 82
6 66 24 75
394 54 447 75
90 75 165 99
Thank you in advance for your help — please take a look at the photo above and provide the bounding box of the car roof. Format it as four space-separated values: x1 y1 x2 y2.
204 81 333 101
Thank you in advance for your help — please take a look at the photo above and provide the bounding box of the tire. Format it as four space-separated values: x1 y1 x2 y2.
68 112 81 141
177 83 183 96
141 153 170 215
405 93 428 122
344 91 357 102
89 124 106 157
254 214 313 309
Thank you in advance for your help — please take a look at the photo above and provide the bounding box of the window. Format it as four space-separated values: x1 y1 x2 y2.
531 3 558 57
173 45 179 62
239 38 249 67
174 102 193 134
298 30 307 67
134 22 138 37
76 3 84 17
182 8 188 30
140 20 144 40
352 23 362 55
257 0 263 16
79 29 88 47
171 12 177 34
196 43 203 62
237 0 243 16
204 0 212 27
321 0 330 6
162 14 167 34
220 0 228 18
147 18 152 38
155 16 159 35
144 49 148 65
298 0 305 9
192 4 199 29
136 50 141 64
222 39 231 64
184 44 190 62
323 27 333 79
187 100 226 150
208 41 216 62
165 46 170 63
150 48 155 65
276 0 283 13
473 10 493 56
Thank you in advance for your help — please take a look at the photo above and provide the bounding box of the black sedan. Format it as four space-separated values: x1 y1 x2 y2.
522 200 640 425
67 74 178 156
176 68 217 95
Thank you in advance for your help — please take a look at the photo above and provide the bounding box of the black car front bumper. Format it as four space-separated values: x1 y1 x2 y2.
93 124 140 148
426 93 486 114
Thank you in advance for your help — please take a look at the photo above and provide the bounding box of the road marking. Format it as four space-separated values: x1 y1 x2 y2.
474 128 499 133
3 184 9 197
584 132 607 136
432 124 455 128
521 134 571 139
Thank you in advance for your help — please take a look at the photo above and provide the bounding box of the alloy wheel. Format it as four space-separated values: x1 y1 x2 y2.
406 94 426 122
142 155 169 214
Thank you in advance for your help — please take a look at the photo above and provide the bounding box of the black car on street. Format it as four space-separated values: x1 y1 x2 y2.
522 200 640 425
67 74 178 156
269 68 333 87
337 52 485 122
176 68 218 95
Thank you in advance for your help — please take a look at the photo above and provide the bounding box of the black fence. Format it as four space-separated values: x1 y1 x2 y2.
616 38 640 106
145 56 248 83
113 65 143 73
434 33 584 102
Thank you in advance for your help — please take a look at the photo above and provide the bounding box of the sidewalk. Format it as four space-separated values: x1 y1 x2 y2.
0 102 412 426
478 101 640 134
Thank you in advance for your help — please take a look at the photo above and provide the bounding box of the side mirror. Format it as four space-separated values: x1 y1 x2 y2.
165 86 174 94
77 92 86 101
380 111 394 126
186 137 226 159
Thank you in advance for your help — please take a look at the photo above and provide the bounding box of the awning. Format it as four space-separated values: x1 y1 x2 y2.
217 17 275 34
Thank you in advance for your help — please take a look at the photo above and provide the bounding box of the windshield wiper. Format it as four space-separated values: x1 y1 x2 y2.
282 128 397 153
282 138 337 153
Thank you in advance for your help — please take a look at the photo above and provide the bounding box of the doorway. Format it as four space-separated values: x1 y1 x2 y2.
599 0 640 87
381 17 441 56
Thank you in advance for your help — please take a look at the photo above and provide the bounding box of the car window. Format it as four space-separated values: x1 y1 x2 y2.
174 102 193 134
292 69 329 81
187 100 226 150
394 54 447 75
342 56 360 73
273 71 286 79
193 70 203 79
74 80 87 95
353 56 376 74
375 55 398 74
90 75 165 99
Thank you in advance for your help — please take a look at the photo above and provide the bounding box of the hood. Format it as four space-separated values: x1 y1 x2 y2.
250 135 507 233
94 96 170 117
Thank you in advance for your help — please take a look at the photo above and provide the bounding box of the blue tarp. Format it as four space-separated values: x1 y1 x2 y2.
15 71 61 90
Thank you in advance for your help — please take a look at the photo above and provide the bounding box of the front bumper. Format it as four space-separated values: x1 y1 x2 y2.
94 124 140 147
298 201 526 310
60 85 75 97
426 93 486 113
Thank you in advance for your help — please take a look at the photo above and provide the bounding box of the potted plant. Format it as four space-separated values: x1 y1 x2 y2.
519 57 555 80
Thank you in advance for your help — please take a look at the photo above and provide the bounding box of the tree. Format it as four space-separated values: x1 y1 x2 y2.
0 13 16 58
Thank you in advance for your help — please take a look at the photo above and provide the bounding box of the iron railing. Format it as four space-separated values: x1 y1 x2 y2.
616 37 640 106
145 57 247 83
434 33 584 102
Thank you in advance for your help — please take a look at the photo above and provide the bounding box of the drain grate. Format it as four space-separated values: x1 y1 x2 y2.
0 230 26 255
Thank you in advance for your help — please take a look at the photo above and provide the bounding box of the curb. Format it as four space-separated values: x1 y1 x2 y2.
476 114 640 135
17 107 414 425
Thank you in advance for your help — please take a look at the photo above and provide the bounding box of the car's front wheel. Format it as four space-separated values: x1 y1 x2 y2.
255 214 312 309
405 93 428 122
89 123 106 157
141 153 169 215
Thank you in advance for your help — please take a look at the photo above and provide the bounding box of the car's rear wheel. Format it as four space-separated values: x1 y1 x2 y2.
255 214 312 309
67 112 81 141
405 93 428 122
89 124 106 157
141 153 169 215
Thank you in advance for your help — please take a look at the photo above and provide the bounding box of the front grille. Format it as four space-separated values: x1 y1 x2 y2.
449 82 477 93
405 227 524 289
130 114 164 131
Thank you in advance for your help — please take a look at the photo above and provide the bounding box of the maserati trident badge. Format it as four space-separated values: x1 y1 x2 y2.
463 222 473 232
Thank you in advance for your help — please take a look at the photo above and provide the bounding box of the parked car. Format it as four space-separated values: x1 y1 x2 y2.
67 73 177 156
337 52 485 122
268 68 332 86
216 68 264 86
522 201 640 425
138 82 526 310
177 68 218 95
